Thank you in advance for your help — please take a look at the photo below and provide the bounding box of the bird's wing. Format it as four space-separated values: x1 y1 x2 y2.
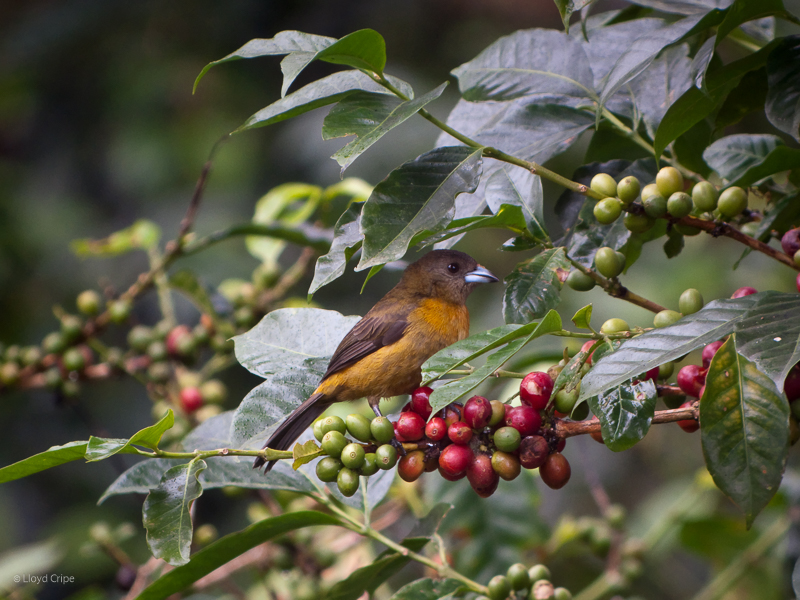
321 315 409 381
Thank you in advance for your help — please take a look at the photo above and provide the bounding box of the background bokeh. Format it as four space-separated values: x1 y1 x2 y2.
2 1 800 598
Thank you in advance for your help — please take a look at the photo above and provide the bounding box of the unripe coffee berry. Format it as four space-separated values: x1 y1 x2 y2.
410 386 433 419
370 416 395 443
593 197 623 224
375 444 398 469
425 416 447 441
60 315 84 343
656 166 683 197
654 309 681 328
337 467 360 497
692 181 718 211
507 563 531 590
108 299 132 324
641 183 661 201
360 453 379 476
659 361 675 379
600 318 629 334
794 249 800 268
667 192 693 218
320 415 347 436
554 588 573 600
594 247 624 278
643 194 668 218
62 347 87 371
519 371 554 410
464 395 492 429
679 288 704 315
341 443 366 469
316 457 343 482
346 414 372 443
731 286 757 298
566 269 595 291
494 426 522 452
540 452 572 489
398 450 426 482
590 172 617 198
518 434 549 469
76 290 102 316
623 213 655 233
467 453 500 497
505 405 542 436
322 431 348 458
554 386 580 415
439 443 473 478
488 400 506 426
718 186 747 217
448 421 473 445
487 575 511 600
42 332 66 355
491 451 521 481
678 401 699 432
616 175 640 204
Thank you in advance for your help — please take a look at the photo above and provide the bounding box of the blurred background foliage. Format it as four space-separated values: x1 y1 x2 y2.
1 0 800 599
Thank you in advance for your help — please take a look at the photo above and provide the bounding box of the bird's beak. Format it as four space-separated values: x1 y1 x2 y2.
465 264 499 284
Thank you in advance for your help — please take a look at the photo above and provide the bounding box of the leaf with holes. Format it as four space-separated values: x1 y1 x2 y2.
502 248 569 324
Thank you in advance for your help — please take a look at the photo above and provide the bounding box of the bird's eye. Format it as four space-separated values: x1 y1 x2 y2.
447 263 459 274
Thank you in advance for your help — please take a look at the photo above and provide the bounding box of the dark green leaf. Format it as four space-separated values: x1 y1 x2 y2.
554 0 596 33
714 0 787 46
572 304 593 330
588 379 657 451
0 441 88 484
308 203 363 297
415 204 527 248
664 226 685 258
135 511 341 600
690 36 716 88
502 248 569 324
563 197 630 268
766 35 800 142
703 134 800 185
714 68 768 130
315 29 386 72
623 0 732 15
389 578 464 600
485 166 548 241
236 71 412 131
452 29 595 101
143 460 207 566
323 84 447 172
619 219 668 271
169 271 220 319
357 147 483 269
673 118 712 177
553 348 591 396
700 336 789 527
429 311 562 412
85 410 174 462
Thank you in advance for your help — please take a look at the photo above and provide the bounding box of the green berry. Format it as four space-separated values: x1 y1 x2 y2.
346 413 373 443
554 386 580 414
200 379 227 404
590 173 617 198
617 176 640 204
147 362 171 383
20 346 42 367
360 453 379 476
593 197 623 224
340 443 366 469
718 186 747 217
375 444 398 469
656 166 683 198
127 325 153 353
507 563 531 591
566 269 595 291
175 333 197 357
62 347 86 371
487 575 511 600
108 299 132 324
316 457 342 482
679 288 704 315
794 249 800 267
320 415 347 437
528 564 551 583
667 192 693 218
692 181 718 211
76 290 102 316
488 400 506 427
605 503 626 528
337 467 360 497
594 247 624 278
321 431 348 458
554 588 573 600
60 315 83 343
0 363 20 386
493 426 521 453
147 341 168 362
44 367 63 390
641 183 661 201
659 362 675 380
62 380 80 397
600 318 629 334
675 223 701 236
42 332 66 355
623 213 655 233
370 416 394 443
313 419 326 443
653 310 682 328
643 194 667 219
192 323 210 346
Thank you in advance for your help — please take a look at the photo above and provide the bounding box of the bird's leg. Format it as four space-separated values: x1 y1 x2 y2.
368 395 406 456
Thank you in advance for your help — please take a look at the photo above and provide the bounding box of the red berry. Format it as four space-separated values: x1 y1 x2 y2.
438 465 466 481
796 273 800 293
645 367 659 382
166 325 192 356
518 435 549 469
555 437 566 452
439 444 473 478
677 364 706 397
393 421 409 442
467 454 500 498
519 372 554 410
781 228 800 256
678 401 699 432
702 341 724 368
504 405 542 437
395 411 425 441
784 363 800 402
448 421 473 445
539 452 571 489
731 286 757 298
463 395 492 429
180 387 204 413
488 400 507 427
425 416 447 441
398 450 426 482
581 340 595 364
440 404 462 427
410 386 433 419
590 431 604 444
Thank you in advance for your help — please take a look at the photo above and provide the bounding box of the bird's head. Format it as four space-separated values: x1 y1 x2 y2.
401 250 498 304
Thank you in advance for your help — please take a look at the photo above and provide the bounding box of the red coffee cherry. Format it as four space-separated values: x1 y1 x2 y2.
702 341 724 368
180 387 204 413
590 431 604 444
731 286 757 298
645 367 659 382
448 421 473 445
467 453 500 498
678 401 699 432
677 365 706 397
504 405 542 437
463 395 492 429
425 416 447 441
398 450 426 482
785 363 800 402
491 451 521 481
166 325 192 356
410 386 433 419
440 404 463 427
438 465 466 481
395 411 425 441
581 340 596 364
781 228 800 256
539 452 571 489
518 435 549 469
439 444 473 478
519 372 554 410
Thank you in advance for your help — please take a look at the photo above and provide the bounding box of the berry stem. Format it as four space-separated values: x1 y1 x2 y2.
554 404 697 438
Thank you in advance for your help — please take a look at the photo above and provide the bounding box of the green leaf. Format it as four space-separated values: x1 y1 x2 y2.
654 40 779 158
70 220 161 257
714 68 768 130
502 248 569 324
236 71 412 131
572 304 593 330
553 348 591 397
357 146 483 269
315 29 386 73
703 134 800 185
766 35 800 142
231 308 361 449
323 84 447 173
485 165 548 242
85 410 175 462
415 204 527 249
714 0 788 46
291 439 322 469
588 379 657 451
134 511 341 600
308 203 363 297
563 196 631 268
185 222 333 257
580 292 800 400
389 578 464 600
0 441 88 484
700 336 789 527
143 459 207 566
554 0 596 33
452 29 595 101
664 226 685 258
429 311 562 412
168 271 220 320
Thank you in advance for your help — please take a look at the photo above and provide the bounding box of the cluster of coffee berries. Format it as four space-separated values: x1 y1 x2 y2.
482 563 571 600
652 287 704 328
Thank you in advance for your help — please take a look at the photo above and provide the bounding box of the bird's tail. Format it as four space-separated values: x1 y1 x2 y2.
254 392 330 472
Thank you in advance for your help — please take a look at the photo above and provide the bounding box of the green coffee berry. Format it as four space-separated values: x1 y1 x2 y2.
656 166 683 198
360 453 379 476
590 173 617 198
659 362 675 380
346 414 372 443
0 363 20 386
643 194 667 219
718 186 747 217
566 269 595 291
641 183 661 201
675 223 701 236
667 192 693 218
528 564 551 583
554 587 573 600
487 575 511 600
147 341 168 362
507 563 531 591
320 415 347 437
42 332 66 355
76 290 102 316
20 346 42 367
321 431 348 458
555 386 580 414
62 347 86 371
593 197 623 224
108 299 132 324
679 288 704 315
623 213 655 233
653 310 682 328
313 419 326 443
616 176 640 204
337 467 360 497
316 457 343 482
605 503 626 528
692 181 718 211
370 416 394 443
493 426 521 453
794 249 800 267
375 444 398 469
127 325 153 353
60 315 84 343
600 318 629 334
594 247 624 278
147 361 171 383
200 379 227 404
340 443 366 469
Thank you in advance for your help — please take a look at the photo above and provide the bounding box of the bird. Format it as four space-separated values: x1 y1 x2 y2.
254 249 498 472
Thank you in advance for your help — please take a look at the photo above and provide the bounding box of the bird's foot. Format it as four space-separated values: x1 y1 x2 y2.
391 437 407 457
